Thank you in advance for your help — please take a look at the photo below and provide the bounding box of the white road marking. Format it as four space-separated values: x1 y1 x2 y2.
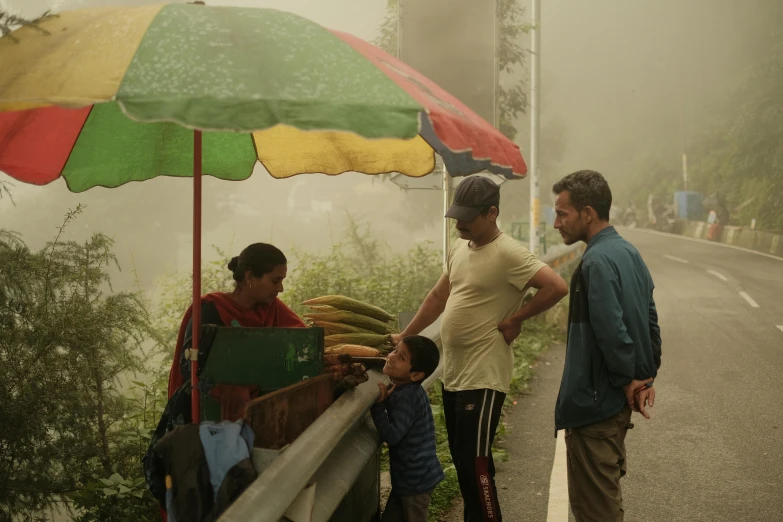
546 431 569 522
707 269 729 282
776 325 783 334
663 254 689 264
739 291 760 308
620 227 783 262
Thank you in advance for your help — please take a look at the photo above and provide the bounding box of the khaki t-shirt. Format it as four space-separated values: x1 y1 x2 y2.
441 233 546 394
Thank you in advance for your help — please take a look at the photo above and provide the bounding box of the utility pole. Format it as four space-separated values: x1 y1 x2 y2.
528 0 541 254
529 0 541 254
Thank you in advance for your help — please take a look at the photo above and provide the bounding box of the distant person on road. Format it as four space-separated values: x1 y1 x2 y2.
706 209 719 240
393 175 569 522
552 170 662 522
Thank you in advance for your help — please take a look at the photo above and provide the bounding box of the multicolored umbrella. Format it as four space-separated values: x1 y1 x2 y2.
0 3 526 191
0 3 528 421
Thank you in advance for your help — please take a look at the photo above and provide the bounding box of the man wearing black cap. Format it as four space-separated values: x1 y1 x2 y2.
394 176 569 522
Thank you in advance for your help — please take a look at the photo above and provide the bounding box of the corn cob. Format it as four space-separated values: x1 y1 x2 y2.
325 344 381 357
302 295 395 323
312 321 372 336
323 353 352 367
306 305 339 313
304 311 392 334
324 333 391 348
324 343 345 353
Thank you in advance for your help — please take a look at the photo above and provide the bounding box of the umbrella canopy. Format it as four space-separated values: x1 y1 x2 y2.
0 3 529 423
0 3 526 193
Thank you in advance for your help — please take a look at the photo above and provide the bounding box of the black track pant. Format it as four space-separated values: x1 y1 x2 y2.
442 386 506 522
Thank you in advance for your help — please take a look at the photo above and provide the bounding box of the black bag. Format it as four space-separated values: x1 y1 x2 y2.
142 382 193 506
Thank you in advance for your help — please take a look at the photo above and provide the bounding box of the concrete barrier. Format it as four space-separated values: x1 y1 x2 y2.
674 220 783 257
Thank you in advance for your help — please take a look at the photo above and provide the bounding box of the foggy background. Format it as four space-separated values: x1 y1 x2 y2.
1 0 779 293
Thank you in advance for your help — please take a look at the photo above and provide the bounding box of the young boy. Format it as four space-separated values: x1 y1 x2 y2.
371 335 444 522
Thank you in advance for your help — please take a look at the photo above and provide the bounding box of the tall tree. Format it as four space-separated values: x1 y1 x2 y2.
374 0 530 141
496 0 530 141
373 1 532 232
691 35 783 230
626 27 783 231
0 209 159 521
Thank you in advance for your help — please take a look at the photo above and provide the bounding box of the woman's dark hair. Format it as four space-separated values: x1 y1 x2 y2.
227 243 287 282
403 335 440 383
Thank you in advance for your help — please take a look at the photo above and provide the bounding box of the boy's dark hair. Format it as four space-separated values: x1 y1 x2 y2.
403 335 440 383
552 170 612 221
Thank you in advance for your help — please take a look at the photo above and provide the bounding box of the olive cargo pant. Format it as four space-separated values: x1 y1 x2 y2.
564 406 633 522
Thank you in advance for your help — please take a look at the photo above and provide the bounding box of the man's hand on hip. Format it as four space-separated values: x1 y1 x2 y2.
497 317 522 345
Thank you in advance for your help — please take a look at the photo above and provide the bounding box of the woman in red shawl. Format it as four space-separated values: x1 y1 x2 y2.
147 243 305 513
168 242 305 417
147 243 305 510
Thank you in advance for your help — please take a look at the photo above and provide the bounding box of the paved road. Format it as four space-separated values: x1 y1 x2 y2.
441 228 783 522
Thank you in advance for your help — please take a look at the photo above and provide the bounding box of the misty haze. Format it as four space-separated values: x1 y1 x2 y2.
1 0 781 521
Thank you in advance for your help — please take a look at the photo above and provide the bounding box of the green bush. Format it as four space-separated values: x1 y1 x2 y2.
0 208 161 521
284 215 442 323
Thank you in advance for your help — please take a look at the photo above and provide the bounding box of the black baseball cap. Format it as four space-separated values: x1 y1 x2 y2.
445 176 501 222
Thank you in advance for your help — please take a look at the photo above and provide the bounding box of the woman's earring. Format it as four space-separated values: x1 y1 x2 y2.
249 282 253 289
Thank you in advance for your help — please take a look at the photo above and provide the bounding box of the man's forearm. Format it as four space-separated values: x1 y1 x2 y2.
509 285 566 324
401 293 447 336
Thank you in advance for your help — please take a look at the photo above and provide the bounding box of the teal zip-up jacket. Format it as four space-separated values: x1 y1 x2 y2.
555 227 662 431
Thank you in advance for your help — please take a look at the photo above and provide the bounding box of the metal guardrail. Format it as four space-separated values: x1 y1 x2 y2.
219 242 585 522
218 369 387 522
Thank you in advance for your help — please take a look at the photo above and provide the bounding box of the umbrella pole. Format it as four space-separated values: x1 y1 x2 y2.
191 130 203 423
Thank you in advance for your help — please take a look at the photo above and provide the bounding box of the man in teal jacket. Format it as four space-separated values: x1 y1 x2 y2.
552 170 662 522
